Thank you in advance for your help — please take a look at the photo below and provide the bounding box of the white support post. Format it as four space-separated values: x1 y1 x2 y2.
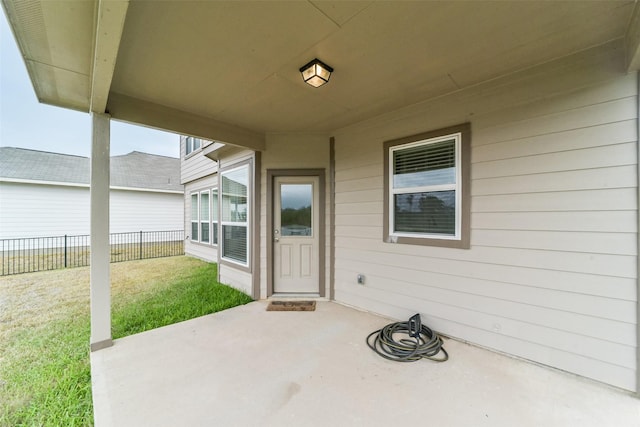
636 72 640 396
90 113 113 351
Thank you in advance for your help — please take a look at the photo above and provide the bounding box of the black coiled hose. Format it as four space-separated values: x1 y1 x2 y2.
366 317 448 362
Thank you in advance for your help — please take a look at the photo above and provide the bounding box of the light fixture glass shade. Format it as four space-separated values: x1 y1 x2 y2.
300 58 333 87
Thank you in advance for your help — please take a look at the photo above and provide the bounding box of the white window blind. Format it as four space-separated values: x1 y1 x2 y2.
221 165 249 264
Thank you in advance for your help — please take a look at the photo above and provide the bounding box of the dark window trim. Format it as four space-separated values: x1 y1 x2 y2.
383 122 471 249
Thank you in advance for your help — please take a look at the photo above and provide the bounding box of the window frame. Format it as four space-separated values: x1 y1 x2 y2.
220 162 251 268
190 192 199 242
383 123 471 249
185 136 202 157
211 187 219 246
189 187 219 246
200 190 211 244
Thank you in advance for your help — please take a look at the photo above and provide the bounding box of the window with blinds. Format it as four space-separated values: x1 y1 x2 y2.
221 164 249 265
385 123 470 248
392 137 458 236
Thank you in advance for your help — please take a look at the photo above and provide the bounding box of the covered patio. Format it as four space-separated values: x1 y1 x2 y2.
4 0 640 408
91 301 639 426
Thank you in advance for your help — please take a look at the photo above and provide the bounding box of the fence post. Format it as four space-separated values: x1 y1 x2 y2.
64 235 68 268
139 231 143 260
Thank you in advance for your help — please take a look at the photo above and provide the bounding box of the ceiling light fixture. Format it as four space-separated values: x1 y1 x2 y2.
299 58 333 88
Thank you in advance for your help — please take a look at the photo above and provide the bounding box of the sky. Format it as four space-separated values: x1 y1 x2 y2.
0 11 179 159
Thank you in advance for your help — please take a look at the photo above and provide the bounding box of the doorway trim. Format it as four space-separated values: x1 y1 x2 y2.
267 169 325 297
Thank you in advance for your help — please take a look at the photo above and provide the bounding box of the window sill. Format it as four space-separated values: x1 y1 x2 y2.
189 240 217 248
385 234 470 249
184 148 202 160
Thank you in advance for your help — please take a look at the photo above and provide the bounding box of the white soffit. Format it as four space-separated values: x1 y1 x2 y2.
625 1 640 71
2 0 96 111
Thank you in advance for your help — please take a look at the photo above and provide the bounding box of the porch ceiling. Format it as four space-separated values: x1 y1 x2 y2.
3 0 639 148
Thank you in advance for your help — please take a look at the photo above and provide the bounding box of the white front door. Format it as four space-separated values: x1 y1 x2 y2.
273 176 320 293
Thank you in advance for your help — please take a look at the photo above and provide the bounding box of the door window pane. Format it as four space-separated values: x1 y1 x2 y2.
280 184 312 236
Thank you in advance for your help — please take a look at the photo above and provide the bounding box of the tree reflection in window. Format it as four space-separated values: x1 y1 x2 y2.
394 191 455 235
280 184 312 237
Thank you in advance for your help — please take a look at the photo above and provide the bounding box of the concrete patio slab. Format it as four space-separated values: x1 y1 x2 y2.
91 301 639 427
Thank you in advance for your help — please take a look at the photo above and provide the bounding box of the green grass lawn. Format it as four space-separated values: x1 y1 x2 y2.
0 257 252 426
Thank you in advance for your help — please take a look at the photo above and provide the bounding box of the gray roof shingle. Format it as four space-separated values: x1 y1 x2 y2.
0 147 182 192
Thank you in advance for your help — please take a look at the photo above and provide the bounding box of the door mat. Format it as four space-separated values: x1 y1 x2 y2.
266 301 316 311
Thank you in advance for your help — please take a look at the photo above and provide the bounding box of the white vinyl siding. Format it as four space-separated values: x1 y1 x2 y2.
219 265 252 296
180 136 218 184
0 183 89 238
0 182 183 239
332 44 638 391
109 190 183 233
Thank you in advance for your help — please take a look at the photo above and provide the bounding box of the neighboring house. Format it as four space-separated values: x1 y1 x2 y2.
0 148 183 239
4 2 639 394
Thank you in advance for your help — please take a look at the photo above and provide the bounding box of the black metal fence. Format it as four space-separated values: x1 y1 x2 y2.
0 230 184 276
